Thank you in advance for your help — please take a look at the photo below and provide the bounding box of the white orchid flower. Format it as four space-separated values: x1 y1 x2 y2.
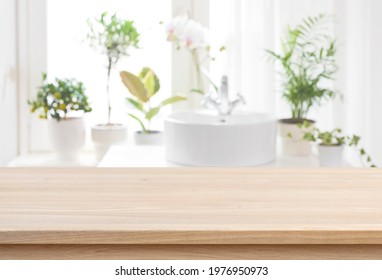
165 14 189 44
182 19 209 50
165 15 215 95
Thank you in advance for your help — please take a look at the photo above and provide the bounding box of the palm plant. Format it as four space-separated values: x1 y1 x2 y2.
267 14 338 121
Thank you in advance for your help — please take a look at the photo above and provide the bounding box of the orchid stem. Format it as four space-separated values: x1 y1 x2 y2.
192 50 206 94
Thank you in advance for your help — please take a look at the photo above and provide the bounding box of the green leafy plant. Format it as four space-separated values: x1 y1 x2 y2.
87 12 140 125
28 73 91 121
120 68 187 133
296 121 376 167
267 14 338 121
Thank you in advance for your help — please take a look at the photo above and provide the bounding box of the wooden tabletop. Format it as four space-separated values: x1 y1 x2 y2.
1 168 382 245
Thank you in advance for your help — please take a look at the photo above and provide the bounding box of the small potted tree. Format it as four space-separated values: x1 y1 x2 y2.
297 122 376 167
87 12 140 159
28 74 92 160
120 68 186 145
267 14 338 156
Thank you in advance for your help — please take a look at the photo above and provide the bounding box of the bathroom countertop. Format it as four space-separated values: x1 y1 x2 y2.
0 168 382 259
98 145 350 167
7 146 349 168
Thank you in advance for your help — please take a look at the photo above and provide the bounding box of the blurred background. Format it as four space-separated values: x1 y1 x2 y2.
1 0 382 167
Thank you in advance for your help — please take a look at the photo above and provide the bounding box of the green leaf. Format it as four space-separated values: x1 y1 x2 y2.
146 107 160 121
120 71 149 102
191 89 205 95
128 113 147 132
140 68 160 98
126 97 144 112
160 96 187 107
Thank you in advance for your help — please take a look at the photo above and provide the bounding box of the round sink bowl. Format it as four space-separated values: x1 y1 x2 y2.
164 112 277 166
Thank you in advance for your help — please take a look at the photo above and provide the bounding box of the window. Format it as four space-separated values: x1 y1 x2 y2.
29 0 173 151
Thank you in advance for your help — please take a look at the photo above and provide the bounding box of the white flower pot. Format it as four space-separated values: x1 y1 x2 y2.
91 124 128 160
48 117 86 160
134 131 163 145
278 119 314 157
318 145 344 167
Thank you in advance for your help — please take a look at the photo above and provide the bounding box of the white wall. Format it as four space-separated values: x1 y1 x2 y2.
368 0 382 165
0 0 18 165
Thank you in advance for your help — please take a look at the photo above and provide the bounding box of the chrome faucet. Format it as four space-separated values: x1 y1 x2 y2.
203 76 245 116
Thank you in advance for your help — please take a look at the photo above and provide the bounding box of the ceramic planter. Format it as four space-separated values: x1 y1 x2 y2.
48 117 86 160
318 144 344 167
278 119 314 157
91 124 128 160
134 131 163 145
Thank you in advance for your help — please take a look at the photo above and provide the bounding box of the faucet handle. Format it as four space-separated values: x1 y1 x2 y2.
201 92 212 106
202 91 216 106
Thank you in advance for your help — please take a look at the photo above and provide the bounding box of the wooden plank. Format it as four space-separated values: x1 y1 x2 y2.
1 168 382 245
1 245 382 260
2 230 382 245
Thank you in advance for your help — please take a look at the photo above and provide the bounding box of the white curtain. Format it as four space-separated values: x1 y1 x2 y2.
210 0 382 166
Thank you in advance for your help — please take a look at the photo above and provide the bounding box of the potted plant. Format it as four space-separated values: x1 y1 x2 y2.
28 73 92 160
267 14 338 156
86 12 140 159
297 122 376 167
165 15 224 106
120 68 186 145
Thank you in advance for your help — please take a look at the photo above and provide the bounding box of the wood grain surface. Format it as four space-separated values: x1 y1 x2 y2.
1 168 382 245
2 245 382 260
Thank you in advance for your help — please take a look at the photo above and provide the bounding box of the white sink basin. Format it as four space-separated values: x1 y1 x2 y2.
164 112 277 166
